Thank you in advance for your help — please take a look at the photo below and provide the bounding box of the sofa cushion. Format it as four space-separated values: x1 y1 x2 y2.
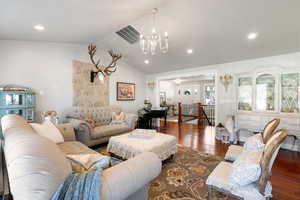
206 161 233 191
71 106 122 126
58 141 98 155
55 124 76 141
91 125 131 139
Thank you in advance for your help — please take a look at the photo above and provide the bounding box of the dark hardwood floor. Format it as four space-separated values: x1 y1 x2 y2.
158 121 300 200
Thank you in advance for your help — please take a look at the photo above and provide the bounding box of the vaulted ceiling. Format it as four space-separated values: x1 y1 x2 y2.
1 0 300 73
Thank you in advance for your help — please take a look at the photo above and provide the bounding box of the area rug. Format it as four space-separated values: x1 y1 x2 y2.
96 145 228 200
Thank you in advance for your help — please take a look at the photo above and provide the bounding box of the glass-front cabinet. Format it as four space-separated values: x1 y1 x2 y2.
238 77 253 111
236 68 300 151
281 73 299 113
0 85 36 137
237 69 300 114
255 74 276 111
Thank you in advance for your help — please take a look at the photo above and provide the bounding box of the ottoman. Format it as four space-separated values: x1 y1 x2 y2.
107 130 177 160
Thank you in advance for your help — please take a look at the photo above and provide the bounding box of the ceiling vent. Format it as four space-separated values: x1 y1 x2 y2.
116 25 140 44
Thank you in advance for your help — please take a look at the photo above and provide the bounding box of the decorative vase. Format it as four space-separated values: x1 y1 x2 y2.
224 115 237 144
215 123 224 140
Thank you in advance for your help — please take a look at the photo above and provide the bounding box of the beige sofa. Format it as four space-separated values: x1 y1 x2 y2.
66 106 138 147
1 115 161 200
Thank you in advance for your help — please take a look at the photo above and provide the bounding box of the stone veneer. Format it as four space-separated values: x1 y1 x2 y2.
72 60 109 107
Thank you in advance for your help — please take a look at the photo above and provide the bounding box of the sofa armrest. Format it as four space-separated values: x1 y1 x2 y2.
55 123 76 141
66 118 93 145
101 152 162 200
124 113 138 130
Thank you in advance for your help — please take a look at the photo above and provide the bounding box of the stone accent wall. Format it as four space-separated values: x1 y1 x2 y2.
72 60 109 107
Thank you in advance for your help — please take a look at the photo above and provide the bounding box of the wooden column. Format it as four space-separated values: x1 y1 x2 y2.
178 103 182 123
198 103 203 126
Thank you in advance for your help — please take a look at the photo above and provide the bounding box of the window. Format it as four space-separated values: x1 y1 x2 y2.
281 73 299 113
256 74 276 111
204 85 215 105
238 77 252 111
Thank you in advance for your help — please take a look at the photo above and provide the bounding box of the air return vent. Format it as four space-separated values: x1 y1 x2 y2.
116 25 140 44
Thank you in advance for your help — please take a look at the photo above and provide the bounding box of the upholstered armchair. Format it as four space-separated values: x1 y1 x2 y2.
224 118 280 162
206 129 288 200
66 106 138 147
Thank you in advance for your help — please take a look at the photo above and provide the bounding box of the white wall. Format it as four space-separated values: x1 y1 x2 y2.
159 81 176 103
146 51 300 124
0 40 146 121
173 82 201 104
109 61 146 113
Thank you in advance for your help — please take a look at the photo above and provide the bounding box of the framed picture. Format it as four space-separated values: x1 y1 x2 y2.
117 82 135 101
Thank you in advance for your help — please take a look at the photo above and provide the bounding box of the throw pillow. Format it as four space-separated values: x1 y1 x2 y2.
66 154 111 173
229 149 263 189
243 134 265 152
110 112 126 126
30 120 64 143
85 118 95 128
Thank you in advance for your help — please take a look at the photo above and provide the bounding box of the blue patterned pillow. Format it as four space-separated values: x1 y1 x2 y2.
243 134 265 152
229 150 263 189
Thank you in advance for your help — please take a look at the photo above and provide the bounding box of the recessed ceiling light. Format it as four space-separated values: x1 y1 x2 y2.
144 60 149 64
34 24 45 31
174 79 182 84
247 32 258 40
187 49 193 54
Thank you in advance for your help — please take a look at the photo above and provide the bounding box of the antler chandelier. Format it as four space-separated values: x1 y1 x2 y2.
140 8 168 55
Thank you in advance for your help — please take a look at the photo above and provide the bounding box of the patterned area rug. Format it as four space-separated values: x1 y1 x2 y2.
96 145 228 200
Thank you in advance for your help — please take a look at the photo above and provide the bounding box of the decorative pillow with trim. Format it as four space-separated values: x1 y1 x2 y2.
66 154 111 173
243 133 265 153
30 120 64 143
229 149 263 189
110 112 126 126
85 118 95 128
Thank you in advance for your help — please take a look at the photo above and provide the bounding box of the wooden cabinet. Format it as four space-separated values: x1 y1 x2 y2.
236 67 300 151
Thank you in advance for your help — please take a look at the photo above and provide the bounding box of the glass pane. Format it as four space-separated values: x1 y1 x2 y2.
238 77 252 111
256 74 275 111
26 94 34 105
281 73 299 113
204 85 215 105
5 94 23 105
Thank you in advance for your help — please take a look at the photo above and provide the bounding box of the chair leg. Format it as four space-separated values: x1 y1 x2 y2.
207 186 212 200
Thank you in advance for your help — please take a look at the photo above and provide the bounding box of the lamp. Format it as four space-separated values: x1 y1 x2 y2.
140 8 169 55
147 82 155 89
220 74 233 92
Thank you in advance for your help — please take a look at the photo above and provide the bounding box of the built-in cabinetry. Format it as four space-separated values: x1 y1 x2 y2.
236 67 300 151
0 85 36 137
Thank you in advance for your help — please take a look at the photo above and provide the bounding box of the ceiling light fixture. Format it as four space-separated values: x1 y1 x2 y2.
144 60 150 64
174 79 182 85
187 49 193 54
247 32 258 40
140 8 169 55
34 24 45 31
